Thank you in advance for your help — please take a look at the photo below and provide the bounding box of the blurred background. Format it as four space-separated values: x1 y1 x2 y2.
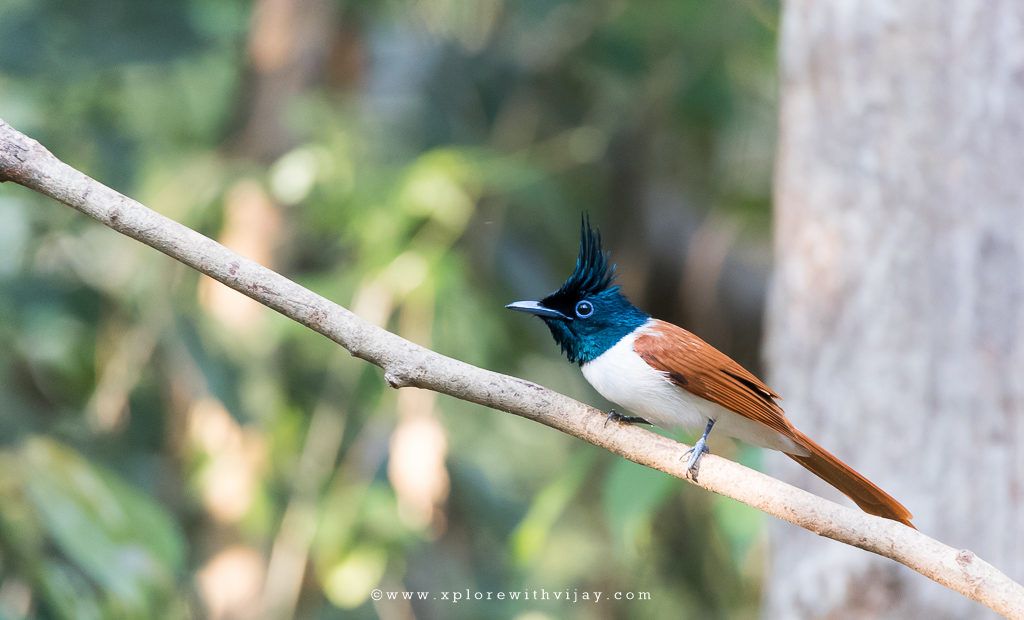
0 0 780 618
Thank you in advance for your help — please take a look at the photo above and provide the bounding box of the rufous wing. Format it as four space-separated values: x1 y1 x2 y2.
635 320 914 528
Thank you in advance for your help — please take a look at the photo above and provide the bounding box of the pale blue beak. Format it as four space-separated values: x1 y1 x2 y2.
505 300 572 321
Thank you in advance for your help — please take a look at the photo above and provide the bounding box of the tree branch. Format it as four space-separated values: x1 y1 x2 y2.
1 117 1021 618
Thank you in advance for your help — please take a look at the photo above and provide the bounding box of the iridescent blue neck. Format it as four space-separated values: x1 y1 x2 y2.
540 289 649 365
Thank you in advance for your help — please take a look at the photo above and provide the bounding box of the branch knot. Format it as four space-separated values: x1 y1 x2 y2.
384 371 407 389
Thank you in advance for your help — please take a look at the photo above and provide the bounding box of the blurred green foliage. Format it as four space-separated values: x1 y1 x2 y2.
0 0 778 618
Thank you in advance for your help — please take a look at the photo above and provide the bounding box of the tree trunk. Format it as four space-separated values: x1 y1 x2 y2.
765 1 1024 617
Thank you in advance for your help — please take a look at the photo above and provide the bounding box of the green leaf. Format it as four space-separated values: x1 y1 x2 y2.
602 457 674 552
510 449 596 564
20 437 185 614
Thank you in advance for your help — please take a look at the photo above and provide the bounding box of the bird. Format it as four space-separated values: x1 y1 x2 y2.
506 218 914 527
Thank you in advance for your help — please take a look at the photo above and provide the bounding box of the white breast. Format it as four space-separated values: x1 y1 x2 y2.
580 321 803 454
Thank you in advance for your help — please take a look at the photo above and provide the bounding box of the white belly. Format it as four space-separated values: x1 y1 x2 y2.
580 323 803 454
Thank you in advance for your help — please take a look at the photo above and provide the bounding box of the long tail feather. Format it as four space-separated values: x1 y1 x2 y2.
786 430 915 528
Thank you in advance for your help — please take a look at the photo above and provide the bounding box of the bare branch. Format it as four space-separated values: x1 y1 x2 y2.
1 117 1021 618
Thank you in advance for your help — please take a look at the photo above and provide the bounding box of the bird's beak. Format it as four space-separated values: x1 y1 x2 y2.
505 300 572 320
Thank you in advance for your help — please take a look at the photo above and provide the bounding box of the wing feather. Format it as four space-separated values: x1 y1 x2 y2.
635 320 795 439
634 320 914 527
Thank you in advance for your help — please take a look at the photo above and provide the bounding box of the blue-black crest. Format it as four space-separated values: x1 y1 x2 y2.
508 215 647 364
552 216 616 300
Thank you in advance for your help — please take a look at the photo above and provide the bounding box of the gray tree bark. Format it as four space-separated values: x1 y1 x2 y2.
766 1 1024 618
3 109 1023 615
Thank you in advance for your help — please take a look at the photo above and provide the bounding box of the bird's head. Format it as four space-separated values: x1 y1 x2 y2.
507 218 649 364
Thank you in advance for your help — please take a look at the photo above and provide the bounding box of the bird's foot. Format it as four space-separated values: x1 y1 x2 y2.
682 437 710 479
683 419 717 479
604 409 651 427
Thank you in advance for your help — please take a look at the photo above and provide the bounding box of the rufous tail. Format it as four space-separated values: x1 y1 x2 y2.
786 430 914 528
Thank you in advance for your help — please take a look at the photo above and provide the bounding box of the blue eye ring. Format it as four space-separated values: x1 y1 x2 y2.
575 300 594 319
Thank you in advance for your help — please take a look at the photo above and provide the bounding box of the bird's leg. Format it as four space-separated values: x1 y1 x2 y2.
683 418 716 478
604 409 651 426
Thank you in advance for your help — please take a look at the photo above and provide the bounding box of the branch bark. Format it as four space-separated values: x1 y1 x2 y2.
1 117 1021 619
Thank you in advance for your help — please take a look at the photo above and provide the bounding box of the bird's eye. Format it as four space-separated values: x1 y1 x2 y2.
575 300 594 319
